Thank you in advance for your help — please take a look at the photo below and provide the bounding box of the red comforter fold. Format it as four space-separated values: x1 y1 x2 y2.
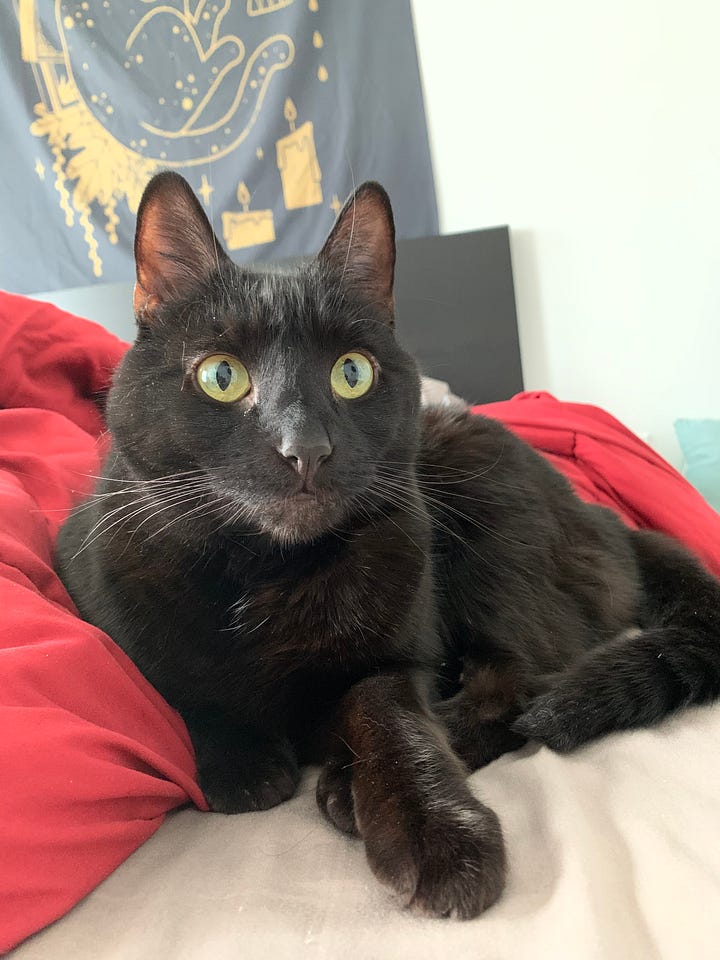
1 290 718 949
0 293 207 952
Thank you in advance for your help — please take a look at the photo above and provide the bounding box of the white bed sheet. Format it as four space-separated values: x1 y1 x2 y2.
12 704 720 960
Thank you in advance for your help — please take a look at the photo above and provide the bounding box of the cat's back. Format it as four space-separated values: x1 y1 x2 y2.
418 405 628 526
418 405 572 519
418 406 640 665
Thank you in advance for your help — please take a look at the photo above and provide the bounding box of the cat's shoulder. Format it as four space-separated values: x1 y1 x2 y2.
419 406 529 467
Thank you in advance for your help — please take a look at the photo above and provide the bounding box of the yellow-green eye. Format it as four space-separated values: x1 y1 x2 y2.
196 354 251 403
331 352 375 399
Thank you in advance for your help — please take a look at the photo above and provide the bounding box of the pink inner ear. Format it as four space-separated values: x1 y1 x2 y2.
135 209 176 302
132 281 159 318
320 184 396 315
134 172 227 310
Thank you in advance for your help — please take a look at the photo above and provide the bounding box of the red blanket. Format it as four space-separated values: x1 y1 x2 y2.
1 290 719 950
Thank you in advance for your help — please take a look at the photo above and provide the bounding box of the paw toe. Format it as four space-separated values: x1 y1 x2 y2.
513 697 582 753
316 765 358 836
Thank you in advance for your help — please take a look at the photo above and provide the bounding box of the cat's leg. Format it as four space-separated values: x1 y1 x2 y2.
182 706 299 814
434 661 527 771
316 671 505 919
514 530 720 752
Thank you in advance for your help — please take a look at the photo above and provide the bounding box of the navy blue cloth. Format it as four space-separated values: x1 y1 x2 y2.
1 0 437 293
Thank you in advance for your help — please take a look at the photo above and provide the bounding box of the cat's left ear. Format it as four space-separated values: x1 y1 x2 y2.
318 181 396 320
133 171 230 320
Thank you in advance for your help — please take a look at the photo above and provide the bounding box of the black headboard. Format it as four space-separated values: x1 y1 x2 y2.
394 227 522 404
32 227 522 403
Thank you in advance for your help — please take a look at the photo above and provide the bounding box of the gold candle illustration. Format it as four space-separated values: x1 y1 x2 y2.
276 97 323 210
221 181 276 250
247 0 295 15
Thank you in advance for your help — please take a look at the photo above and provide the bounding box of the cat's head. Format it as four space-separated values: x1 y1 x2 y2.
107 172 422 546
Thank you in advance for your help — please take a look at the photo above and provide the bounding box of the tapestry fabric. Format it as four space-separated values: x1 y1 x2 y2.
0 0 438 293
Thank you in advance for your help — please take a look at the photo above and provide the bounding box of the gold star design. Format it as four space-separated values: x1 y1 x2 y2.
198 174 214 206
330 193 342 216
256 146 264 160
35 159 46 181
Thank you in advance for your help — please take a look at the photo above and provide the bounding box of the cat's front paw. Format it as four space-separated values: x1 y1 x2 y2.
197 746 300 814
363 794 506 920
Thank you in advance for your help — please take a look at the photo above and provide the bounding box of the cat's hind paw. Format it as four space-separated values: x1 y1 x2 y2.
512 691 600 753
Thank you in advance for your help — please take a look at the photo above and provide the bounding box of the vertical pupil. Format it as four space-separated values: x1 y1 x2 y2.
215 360 233 391
343 358 359 389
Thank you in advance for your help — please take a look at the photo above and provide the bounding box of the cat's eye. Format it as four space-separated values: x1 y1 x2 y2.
195 354 251 403
331 352 375 399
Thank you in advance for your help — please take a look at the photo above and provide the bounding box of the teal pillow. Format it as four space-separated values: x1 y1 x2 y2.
674 419 720 512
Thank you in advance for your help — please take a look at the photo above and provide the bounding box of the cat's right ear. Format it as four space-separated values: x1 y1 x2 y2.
133 172 229 320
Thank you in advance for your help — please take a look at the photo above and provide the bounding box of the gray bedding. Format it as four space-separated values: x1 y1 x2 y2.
13 704 720 960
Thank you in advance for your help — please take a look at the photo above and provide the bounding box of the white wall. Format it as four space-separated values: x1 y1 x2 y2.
411 0 720 466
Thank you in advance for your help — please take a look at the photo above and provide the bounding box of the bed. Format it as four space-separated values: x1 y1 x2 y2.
7 229 720 959
13 710 720 960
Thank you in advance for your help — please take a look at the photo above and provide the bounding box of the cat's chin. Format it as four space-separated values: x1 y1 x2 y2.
257 491 345 545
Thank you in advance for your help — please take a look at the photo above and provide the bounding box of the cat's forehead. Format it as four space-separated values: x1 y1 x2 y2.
192 263 385 346
234 265 328 322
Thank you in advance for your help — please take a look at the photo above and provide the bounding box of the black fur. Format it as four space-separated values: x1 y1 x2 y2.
56 172 720 919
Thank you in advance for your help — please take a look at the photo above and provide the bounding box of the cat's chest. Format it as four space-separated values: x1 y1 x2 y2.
232 562 381 659
224 534 423 672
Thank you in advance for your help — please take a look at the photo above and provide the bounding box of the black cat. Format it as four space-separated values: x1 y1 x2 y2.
56 172 720 920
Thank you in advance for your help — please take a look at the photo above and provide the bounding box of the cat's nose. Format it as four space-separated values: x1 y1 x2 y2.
278 436 333 486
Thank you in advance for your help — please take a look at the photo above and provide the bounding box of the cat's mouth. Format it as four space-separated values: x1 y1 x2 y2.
255 488 345 544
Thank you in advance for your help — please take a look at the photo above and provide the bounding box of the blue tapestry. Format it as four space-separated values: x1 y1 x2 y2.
0 0 437 293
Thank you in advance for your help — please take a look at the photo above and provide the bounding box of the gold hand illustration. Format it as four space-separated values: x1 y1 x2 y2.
56 0 294 165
